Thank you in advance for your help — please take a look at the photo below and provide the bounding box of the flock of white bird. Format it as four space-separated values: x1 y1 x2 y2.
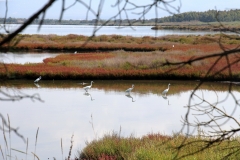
34 76 171 96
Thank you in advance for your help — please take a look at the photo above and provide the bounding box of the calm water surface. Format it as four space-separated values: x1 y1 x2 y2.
0 52 59 64
1 80 240 159
1 24 218 36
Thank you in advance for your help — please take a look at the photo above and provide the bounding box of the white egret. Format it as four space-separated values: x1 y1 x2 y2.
83 81 94 92
162 83 170 96
125 84 134 93
34 76 41 83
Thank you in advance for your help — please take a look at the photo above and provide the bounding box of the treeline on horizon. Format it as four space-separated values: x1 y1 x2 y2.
158 9 240 23
1 9 240 25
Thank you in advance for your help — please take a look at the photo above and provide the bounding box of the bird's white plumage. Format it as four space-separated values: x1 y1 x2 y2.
125 84 134 93
162 83 170 96
34 76 41 83
83 81 94 92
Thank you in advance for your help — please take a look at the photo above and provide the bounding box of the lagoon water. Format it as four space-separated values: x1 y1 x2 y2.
0 52 59 64
1 80 240 159
1 24 218 37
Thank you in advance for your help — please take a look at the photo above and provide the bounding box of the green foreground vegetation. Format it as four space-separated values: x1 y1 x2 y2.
78 132 240 159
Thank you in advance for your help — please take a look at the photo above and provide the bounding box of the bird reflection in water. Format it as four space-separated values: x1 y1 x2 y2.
84 92 94 101
125 93 135 102
34 83 41 88
162 95 168 99
79 82 88 85
162 95 170 105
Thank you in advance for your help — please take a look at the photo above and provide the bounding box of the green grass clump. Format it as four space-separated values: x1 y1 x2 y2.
78 132 240 160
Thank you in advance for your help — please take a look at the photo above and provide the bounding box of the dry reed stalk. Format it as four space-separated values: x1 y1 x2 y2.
0 145 5 160
119 126 121 139
33 127 39 160
61 138 63 160
31 152 40 160
67 134 74 160
2 118 8 154
11 148 27 154
26 138 28 160
7 114 11 160
89 114 96 138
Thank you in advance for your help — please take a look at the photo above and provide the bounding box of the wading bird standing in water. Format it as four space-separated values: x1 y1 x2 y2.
162 83 170 96
83 81 94 92
125 84 134 93
34 76 41 83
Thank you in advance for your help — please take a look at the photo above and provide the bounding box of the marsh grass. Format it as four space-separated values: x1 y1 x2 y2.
2 34 240 52
33 127 39 160
78 132 240 159
67 134 74 160
1 34 240 80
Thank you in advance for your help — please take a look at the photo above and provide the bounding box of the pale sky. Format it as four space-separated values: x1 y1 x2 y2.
0 0 239 20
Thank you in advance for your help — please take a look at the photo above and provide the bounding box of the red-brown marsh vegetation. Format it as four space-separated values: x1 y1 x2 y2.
1 34 240 81
0 34 167 52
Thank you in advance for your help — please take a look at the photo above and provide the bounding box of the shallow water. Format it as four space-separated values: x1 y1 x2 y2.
0 52 59 64
1 80 240 159
0 24 218 37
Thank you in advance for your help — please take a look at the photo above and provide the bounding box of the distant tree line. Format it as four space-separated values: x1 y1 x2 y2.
1 9 240 26
158 9 240 22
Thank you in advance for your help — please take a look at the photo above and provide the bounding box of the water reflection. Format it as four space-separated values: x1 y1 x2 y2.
78 82 88 85
84 92 95 101
125 94 135 102
0 52 59 64
0 24 219 37
1 80 240 159
162 95 168 99
34 83 41 88
162 95 171 105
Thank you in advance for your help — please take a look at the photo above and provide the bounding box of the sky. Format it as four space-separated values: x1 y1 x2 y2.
0 0 239 20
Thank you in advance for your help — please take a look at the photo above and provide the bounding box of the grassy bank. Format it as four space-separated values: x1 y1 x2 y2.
78 132 240 159
1 34 240 81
